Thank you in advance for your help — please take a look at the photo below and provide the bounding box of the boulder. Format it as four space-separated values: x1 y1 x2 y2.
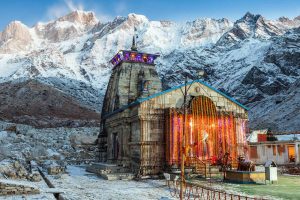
70 135 97 146
28 173 42 182
4 170 17 179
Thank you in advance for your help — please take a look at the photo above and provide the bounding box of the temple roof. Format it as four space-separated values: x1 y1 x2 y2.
103 79 249 119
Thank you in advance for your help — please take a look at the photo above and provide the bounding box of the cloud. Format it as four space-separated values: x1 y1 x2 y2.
46 4 68 20
46 0 84 20
45 0 113 22
64 0 84 11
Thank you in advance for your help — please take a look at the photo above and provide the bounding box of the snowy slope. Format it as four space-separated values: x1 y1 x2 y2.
0 11 299 130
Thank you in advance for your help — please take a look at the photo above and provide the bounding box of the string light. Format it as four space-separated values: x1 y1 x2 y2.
110 50 159 66
166 96 248 167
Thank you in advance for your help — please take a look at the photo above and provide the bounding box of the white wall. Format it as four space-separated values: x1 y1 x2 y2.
250 142 300 165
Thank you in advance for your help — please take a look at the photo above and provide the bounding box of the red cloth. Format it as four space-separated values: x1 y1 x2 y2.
257 134 267 142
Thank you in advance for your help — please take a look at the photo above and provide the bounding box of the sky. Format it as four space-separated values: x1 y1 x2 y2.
0 0 299 30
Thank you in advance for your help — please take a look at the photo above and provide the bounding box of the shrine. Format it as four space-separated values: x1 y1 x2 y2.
97 37 249 176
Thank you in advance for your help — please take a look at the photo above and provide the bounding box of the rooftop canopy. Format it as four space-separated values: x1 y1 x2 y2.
110 50 160 67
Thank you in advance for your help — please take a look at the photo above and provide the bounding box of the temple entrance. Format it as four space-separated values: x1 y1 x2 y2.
288 145 295 162
112 133 119 160
165 95 247 168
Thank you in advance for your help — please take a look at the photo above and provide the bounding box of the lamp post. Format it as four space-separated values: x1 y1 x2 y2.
179 69 205 200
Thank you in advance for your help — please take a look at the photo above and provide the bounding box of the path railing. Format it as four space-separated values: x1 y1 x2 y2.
165 176 267 200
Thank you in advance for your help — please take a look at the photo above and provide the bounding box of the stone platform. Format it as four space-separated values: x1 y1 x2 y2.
225 170 265 184
86 162 134 180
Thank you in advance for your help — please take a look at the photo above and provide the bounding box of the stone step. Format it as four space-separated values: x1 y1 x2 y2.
194 166 223 176
86 162 130 174
100 173 135 181
209 168 221 173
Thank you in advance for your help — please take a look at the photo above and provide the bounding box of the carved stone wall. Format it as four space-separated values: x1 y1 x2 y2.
101 62 162 116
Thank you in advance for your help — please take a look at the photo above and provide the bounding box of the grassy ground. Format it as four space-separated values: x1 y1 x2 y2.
191 175 300 200
229 175 300 200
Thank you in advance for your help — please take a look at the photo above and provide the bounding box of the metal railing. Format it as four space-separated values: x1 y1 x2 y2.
165 178 267 200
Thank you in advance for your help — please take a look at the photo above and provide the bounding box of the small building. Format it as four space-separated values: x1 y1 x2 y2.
247 129 268 143
248 131 300 165
98 39 249 176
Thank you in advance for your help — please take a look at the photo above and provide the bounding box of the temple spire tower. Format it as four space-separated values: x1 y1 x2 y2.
99 33 162 162
101 33 162 118
131 27 138 51
131 36 137 51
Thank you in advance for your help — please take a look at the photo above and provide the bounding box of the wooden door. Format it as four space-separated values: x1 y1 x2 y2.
288 145 295 162
112 133 119 160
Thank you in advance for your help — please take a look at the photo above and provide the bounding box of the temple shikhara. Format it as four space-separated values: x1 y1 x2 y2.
97 37 249 176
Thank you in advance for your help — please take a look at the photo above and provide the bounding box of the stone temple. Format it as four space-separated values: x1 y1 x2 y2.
97 38 249 177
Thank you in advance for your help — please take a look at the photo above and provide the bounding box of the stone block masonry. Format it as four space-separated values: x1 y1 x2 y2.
47 166 65 175
0 181 39 196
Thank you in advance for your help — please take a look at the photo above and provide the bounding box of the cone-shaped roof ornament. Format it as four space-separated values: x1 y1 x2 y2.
131 36 137 51
131 27 138 51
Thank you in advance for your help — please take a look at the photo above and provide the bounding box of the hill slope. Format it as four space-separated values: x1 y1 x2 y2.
0 79 100 127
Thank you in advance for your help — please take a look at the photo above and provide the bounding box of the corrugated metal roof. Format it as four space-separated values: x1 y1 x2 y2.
137 79 249 110
103 79 249 119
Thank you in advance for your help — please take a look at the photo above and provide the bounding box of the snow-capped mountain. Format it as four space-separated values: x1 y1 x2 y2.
0 10 299 130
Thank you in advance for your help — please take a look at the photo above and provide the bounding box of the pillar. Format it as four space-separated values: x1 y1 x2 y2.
295 142 299 164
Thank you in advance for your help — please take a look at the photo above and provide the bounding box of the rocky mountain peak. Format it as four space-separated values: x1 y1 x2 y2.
181 17 233 46
0 21 30 40
126 13 149 25
33 10 99 43
114 13 149 32
219 18 231 25
5 20 25 27
294 15 300 21
216 12 288 45
113 16 127 22
57 10 99 26
239 12 262 23
279 16 291 23
0 20 32 53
